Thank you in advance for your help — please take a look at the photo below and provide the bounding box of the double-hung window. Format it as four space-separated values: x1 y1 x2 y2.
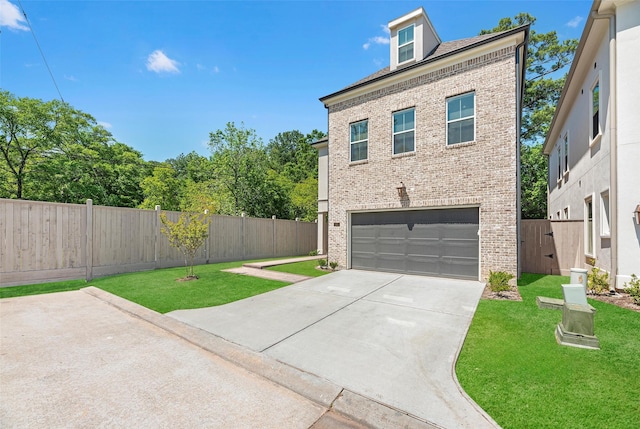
398 25 414 63
447 92 475 145
350 120 368 162
557 145 562 183
591 79 600 141
393 108 415 154
563 133 569 175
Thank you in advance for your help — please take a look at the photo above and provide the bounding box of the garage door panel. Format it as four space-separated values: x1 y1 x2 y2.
350 209 479 280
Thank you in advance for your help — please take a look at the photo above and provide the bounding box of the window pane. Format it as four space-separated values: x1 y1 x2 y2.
399 25 414 45
586 200 593 254
592 83 599 113
393 109 414 133
399 43 414 63
448 118 474 145
351 141 367 162
394 131 415 154
351 121 368 143
447 98 461 121
460 93 474 118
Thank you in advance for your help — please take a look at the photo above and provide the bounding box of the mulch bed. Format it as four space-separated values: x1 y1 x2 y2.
481 284 640 313
588 292 640 313
481 285 523 301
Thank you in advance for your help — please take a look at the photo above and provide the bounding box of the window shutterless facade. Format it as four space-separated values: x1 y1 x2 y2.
398 24 414 63
446 92 475 145
393 108 415 154
350 120 368 162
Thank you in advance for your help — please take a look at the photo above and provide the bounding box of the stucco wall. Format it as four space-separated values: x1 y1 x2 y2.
325 47 519 281
615 0 640 283
547 21 612 274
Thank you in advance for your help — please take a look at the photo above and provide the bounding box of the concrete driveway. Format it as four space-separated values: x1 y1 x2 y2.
169 270 497 429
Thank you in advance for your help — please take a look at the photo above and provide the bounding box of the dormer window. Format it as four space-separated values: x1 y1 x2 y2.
398 24 415 63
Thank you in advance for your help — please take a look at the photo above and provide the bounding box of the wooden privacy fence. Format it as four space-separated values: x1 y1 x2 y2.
521 219 584 276
0 199 317 287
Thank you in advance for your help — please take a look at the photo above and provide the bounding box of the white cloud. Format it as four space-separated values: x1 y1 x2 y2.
196 63 206 71
64 74 77 82
213 66 220 73
0 0 29 31
97 121 112 129
363 25 390 50
566 16 584 28
146 50 180 74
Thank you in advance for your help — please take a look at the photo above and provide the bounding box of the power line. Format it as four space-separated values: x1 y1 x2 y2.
16 0 65 103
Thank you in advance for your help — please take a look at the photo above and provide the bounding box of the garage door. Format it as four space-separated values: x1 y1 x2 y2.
351 208 479 280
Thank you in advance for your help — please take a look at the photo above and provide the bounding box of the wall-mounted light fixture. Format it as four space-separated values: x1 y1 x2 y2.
396 182 407 198
634 204 640 224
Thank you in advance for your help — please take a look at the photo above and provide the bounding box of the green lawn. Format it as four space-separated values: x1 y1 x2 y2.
266 259 331 277
0 259 291 313
456 273 640 429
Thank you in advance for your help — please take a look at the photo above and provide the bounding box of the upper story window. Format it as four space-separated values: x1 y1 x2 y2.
557 144 562 183
446 92 475 145
591 78 600 141
563 132 569 175
398 24 414 63
393 108 415 154
350 120 368 162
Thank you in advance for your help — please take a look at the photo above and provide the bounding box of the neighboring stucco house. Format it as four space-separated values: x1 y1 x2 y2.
543 0 640 288
313 7 528 281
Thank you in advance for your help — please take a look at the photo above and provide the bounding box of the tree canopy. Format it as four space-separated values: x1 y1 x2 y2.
481 13 578 218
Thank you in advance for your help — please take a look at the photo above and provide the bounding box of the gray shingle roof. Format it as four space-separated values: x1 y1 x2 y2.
321 28 524 103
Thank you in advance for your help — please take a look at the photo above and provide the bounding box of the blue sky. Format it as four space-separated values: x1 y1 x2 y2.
1 0 590 161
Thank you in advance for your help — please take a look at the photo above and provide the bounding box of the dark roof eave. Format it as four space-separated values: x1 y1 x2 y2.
319 25 530 105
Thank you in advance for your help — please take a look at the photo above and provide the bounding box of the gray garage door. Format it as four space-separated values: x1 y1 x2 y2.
351 208 479 280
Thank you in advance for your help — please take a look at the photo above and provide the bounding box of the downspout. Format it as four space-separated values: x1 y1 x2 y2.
515 30 529 279
591 10 617 289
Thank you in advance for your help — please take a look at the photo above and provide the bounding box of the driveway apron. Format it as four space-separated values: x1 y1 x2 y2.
168 270 496 429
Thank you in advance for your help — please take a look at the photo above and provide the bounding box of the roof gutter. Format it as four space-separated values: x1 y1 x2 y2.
591 6 617 289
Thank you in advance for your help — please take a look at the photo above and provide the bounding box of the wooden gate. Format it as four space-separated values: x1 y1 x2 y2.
521 220 584 275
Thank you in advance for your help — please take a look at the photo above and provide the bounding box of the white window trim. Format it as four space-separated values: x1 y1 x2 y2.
589 71 602 147
564 206 570 220
585 194 596 257
349 120 368 163
556 144 562 185
397 24 415 64
446 92 476 146
600 190 611 238
392 107 416 155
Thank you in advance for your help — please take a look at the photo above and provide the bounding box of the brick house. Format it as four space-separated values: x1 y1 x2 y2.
313 7 528 281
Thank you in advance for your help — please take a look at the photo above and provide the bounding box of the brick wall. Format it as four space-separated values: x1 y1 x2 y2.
326 47 518 280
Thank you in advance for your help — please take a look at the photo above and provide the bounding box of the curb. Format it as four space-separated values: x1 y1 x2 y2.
82 287 440 429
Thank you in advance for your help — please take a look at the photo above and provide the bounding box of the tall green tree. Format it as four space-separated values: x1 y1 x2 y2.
0 91 146 206
139 163 184 211
481 14 578 218
208 122 273 217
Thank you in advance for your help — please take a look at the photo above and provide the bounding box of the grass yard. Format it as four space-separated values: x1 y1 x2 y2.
266 259 331 277
456 273 640 428
0 259 292 313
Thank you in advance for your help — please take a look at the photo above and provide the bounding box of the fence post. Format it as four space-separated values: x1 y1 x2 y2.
204 209 210 264
241 212 246 260
272 215 277 256
85 199 93 282
154 205 161 269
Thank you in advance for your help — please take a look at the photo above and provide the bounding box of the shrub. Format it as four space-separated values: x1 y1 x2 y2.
160 212 210 279
488 270 514 295
329 261 338 271
587 266 609 295
625 274 640 305
318 259 327 268
308 249 318 256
